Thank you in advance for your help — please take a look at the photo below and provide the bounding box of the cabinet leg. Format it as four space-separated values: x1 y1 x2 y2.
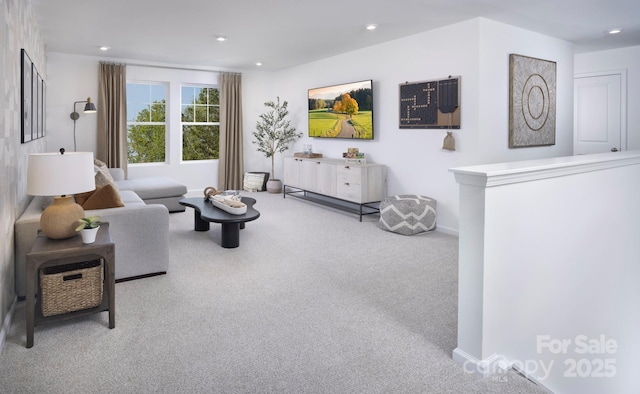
26 273 35 348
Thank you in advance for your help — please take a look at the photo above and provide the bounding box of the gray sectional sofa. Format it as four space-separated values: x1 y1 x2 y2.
14 169 187 298
112 168 187 213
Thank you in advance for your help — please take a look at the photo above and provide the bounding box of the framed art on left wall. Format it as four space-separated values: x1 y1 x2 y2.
21 49 33 143
21 49 45 143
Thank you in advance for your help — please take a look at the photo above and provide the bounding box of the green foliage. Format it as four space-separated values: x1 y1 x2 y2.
128 100 167 163
308 110 342 137
183 125 219 160
181 87 219 161
127 87 220 164
127 124 166 163
75 216 101 231
349 111 373 139
252 97 302 179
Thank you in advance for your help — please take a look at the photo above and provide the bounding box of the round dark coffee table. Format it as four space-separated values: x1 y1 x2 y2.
179 197 260 248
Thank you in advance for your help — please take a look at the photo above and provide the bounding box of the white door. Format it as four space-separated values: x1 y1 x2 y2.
574 71 626 155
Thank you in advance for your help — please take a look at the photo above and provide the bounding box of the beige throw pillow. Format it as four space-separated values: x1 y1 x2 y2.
94 159 116 187
75 184 124 210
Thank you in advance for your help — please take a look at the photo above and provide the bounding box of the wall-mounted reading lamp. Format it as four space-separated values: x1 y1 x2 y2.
70 97 97 151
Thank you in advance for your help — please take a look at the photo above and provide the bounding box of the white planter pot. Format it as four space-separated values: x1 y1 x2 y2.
80 226 99 244
266 179 282 194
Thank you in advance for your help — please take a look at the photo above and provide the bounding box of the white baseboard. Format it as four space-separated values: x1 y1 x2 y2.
436 225 458 236
0 296 17 355
452 347 509 376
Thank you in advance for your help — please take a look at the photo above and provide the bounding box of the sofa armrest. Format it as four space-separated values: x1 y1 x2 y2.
109 168 125 181
15 196 170 297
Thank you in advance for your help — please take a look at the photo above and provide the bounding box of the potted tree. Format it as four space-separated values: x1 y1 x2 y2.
252 97 302 193
76 216 102 244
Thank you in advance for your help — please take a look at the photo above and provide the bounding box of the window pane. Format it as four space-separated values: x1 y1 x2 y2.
181 104 194 122
127 83 166 121
126 82 167 164
150 101 166 122
207 88 219 105
193 87 203 104
208 105 220 122
151 85 165 103
194 104 208 122
182 86 195 105
180 85 219 161
182 125 219 160
127 125 166 163
128 104 150 122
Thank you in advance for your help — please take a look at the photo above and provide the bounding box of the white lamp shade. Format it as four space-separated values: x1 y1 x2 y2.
27 152 95 196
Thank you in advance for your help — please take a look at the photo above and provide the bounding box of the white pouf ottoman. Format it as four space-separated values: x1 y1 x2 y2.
378 195 437 235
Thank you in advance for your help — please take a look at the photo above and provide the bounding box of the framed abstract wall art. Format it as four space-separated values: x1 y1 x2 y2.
399 76 460 129
509 54 556 148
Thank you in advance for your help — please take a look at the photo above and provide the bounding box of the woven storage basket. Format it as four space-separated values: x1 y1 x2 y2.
40 260 103 317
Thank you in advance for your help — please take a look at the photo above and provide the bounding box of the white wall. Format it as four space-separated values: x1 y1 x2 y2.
45 54 258 191
575 46 640 151
46 53 99 153
259 18 574 232
43 17 574 232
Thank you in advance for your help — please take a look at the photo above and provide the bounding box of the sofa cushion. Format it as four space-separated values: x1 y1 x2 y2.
77 184 125 210
118 190 145 205
94 159 116 187
116 176 187 200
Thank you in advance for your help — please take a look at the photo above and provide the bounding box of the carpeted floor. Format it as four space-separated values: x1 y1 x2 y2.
0 191 549 393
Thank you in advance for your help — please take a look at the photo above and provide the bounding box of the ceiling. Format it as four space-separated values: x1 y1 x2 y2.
32 0 640 71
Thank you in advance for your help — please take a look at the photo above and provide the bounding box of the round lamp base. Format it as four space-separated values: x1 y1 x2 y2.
40 196 85 239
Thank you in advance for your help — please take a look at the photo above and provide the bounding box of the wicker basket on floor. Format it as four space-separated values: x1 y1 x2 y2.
40 260 104 317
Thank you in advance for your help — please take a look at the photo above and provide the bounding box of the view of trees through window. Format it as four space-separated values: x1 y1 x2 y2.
126 83 166 163
126 82 220 164
181 86 219 161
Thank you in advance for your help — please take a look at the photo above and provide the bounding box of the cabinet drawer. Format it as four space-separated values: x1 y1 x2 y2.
337 166 362 185
337 183 362 202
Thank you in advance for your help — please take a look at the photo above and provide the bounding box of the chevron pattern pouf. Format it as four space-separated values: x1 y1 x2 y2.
378 195 437 235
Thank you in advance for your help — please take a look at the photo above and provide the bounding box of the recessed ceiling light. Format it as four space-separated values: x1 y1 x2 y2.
256 62 262 67
366 24 377 31
216 36 228 42
99 46 110 51
608 28 623 34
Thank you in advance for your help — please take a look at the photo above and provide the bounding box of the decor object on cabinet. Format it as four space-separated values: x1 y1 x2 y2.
308 80 374 139
70 97 97 151
251 97 302 193
399 76 460 129
27 149 96 239
509 54 556 148
294 152 323 159
21 49 46 143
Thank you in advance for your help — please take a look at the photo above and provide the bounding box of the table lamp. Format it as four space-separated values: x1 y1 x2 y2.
27 149 96 239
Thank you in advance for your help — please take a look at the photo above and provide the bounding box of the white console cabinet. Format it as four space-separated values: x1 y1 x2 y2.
283 156 387 220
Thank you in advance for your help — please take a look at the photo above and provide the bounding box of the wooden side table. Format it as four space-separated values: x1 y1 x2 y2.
25 223 115 348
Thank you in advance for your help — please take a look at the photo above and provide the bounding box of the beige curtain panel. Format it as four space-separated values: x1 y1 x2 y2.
218 72 244 190
97 62 128 177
